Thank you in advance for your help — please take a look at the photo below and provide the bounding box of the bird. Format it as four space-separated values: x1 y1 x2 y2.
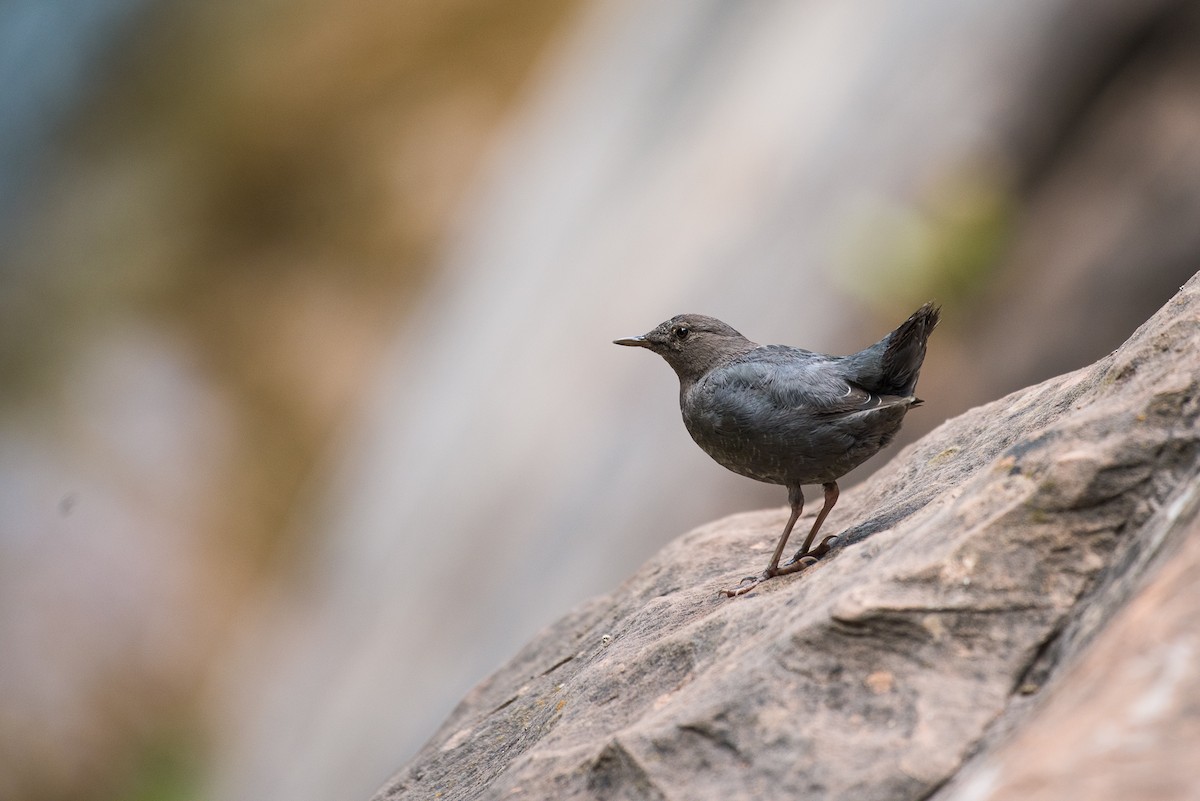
614 302 940 596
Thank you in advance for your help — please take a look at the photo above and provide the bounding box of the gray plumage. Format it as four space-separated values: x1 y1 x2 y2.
615 302 940 596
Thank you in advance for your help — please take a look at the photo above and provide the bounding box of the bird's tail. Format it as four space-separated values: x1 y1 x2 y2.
881 301 940 395
847 302 941 396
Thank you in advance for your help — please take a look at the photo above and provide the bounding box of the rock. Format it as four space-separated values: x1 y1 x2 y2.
372 273 1200 801
938 483 1200 801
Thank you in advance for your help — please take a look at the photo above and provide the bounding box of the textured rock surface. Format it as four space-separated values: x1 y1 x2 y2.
373 275 1200 801
939 484 1200 801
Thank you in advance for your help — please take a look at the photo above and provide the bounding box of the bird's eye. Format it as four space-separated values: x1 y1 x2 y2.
673 326 690 340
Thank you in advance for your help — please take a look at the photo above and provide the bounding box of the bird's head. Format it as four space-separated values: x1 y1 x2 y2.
614 314 754 383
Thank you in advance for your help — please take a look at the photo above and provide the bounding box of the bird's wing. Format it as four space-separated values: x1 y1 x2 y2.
699 351 912 426
811 383 915 420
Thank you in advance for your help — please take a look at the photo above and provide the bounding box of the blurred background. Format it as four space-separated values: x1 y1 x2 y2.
2 1 1198 800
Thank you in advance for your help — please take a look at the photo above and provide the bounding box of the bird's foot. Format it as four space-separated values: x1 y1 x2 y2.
787 534 840 567
720 571 772 598
719 552 823 597
772 554 820 577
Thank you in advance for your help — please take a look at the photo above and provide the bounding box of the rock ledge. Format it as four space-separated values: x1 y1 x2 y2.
374 274 1200 801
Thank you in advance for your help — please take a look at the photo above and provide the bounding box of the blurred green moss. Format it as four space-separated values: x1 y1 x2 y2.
125 730 204 801
833 162 1015 315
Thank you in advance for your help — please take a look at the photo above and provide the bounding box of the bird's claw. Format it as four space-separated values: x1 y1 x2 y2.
720 551 825 597
720 571 770 598
772 554 818 577
788 534 840 566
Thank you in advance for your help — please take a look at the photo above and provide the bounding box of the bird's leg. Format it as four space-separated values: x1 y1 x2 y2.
782 481 839 569
721 485 803 597
766 484 806 574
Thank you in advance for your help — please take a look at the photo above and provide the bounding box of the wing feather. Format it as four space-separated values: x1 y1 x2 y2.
692 352 912 432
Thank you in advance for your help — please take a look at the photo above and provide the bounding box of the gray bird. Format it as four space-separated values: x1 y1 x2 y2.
615 302 940 596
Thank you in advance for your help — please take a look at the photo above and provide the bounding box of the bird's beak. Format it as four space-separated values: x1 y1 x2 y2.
613 335 650 348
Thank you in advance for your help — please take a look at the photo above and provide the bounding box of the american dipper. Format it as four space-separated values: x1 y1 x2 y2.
615 302 939 596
